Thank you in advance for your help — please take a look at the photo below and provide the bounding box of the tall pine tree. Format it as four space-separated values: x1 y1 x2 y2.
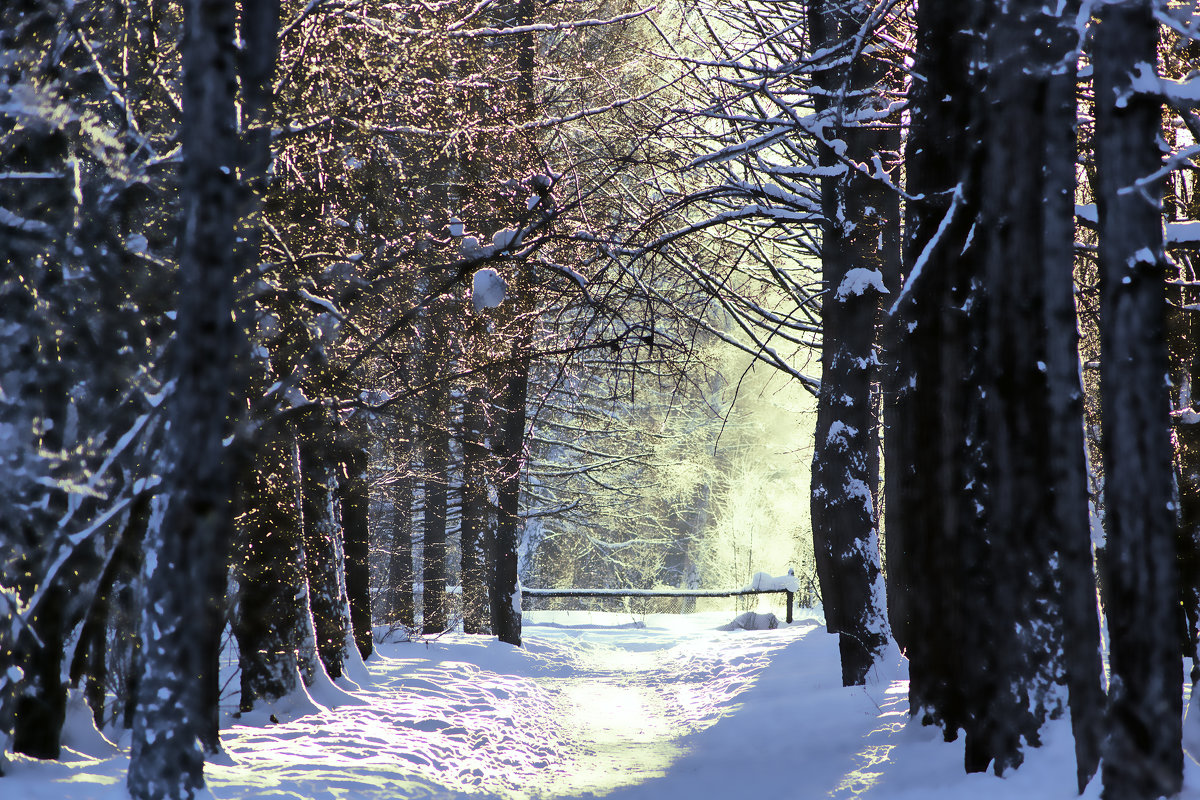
1094 3 1183 798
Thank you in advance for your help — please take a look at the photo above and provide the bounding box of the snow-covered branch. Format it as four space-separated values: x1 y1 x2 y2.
888 184 964 316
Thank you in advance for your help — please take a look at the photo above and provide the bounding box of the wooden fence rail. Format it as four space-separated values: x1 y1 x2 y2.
521 586 796 623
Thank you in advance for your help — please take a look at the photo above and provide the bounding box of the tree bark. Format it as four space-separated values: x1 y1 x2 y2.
116 498 152 732
888 0 984 743
338 446 374 660
462 386 495 634
967 0 1104 778
300 426 350 681
1165 34 1200 711
1037 4 1106 787
232 423 309 711
11 586 68 760
420 343 451 635
493 339 530 647
69 493 151 729
127 1 244 795
807 0 895 687
1094 4 1183 798
387 451 417 629
224 0 294 715
1170 243 1200 679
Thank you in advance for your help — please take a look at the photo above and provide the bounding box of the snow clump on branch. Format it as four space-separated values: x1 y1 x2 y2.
472 268 507 311
835 268 889 300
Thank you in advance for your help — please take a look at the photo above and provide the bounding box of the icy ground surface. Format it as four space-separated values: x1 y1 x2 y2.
8 608 1200 799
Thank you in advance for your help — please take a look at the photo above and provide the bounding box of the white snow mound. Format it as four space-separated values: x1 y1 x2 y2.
719 611 780 631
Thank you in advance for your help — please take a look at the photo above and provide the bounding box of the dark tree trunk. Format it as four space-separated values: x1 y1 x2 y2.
236 0 277 200
8 334 72 764
10 264 95 762
338 446 373 660
882 301 913 655
1037 4 1106 788
493 341 530 647
68 493 152 729
968 0 1104 779
121 617 143 732
127 0 245 795
461 386 495 634
72 585 110 731
387 453 417 628
480 0 536 649
1170 251 1200 678
1165 36 1200 701
70 589 108 731
420 351 451 635
116 500 151 732
70 593 109 731
807 0 895 687
888 0 984 743
976 26 1049 768
11 586 68 760
1094 4 1184 798
227 0 291 715
232 424 309 711
13 511 112 758
300 428 350 681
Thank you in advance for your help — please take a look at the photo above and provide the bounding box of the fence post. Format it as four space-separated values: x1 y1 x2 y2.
786 591 794 624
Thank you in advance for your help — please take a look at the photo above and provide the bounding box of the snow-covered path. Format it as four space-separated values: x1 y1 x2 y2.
9 609 1200 799
209 612 822 799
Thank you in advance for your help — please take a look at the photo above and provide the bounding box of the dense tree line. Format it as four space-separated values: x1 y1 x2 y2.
749 1 1197 798
636 0 1200 796
0 1 778 795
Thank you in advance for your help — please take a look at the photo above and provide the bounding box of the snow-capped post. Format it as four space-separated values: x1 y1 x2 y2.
786 568 795 624
743 571 801 625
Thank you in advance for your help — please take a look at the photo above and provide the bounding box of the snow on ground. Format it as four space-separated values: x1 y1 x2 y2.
8 607 1200 800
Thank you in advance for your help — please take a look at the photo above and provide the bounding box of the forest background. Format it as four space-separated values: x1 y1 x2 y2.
4 2 1200 800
